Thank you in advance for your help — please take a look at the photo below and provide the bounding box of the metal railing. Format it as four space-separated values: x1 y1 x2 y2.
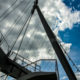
9 51 41 72
27 59 59 80
9 52 59 79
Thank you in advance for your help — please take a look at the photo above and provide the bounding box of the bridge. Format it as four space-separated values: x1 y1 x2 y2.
0 0 79 80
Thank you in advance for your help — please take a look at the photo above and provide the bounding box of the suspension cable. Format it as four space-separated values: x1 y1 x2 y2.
0 0 26 22
4 0 33 37
57 39 80 72
9 6 32 51
0 0 33 45
0 0 18 18
24 23 39 51
25 21 46 54
0 74 6 77
28 24 41 51
4 75 8 80
0 31 9 49
14 14 32 60
7 12 32 57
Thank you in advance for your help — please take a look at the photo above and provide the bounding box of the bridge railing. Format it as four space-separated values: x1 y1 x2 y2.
26 59 60 79
9 51 41 72
9 52 59 79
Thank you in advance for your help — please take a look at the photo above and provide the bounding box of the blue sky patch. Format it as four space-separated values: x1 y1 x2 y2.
59 23 80 47
58 23 80 79
62 0 80 12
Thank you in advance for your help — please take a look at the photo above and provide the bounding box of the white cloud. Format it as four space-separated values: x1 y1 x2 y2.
76 72 80 80
61 42 72 53
0 0 80 79
0 0 80 63
61 76 68 80
38 0 80 34
0 72 7 80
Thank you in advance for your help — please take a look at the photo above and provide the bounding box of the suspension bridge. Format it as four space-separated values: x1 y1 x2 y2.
0 0 80 80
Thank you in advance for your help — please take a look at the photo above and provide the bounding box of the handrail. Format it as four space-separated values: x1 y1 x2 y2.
27 59 57 65
9 51 41 72
31 59 59 80
9 52 59 79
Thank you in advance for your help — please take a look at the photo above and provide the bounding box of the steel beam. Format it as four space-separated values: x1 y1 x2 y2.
0 48 31 79
18 72 57 80
33 1 77 80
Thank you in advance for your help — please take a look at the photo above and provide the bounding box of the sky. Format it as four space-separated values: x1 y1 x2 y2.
58 0 80 80
0 0 80 80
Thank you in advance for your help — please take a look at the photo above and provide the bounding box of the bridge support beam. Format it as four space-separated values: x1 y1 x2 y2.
33 0 77 79
0 48 31 79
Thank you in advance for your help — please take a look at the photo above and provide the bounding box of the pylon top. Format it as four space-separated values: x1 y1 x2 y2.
31 0 38 14
34 0 38 5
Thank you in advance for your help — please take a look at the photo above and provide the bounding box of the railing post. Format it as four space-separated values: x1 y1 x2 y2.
55 60 59 80
34 63 37 72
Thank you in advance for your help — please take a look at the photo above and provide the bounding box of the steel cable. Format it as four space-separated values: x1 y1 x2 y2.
0 0 29 22
0 0 33 45
7 7 32 56
57 38 80 72
14 14 33 60
0 0 18 19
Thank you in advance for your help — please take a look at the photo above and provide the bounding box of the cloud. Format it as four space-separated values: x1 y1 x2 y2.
78 65 80 69
0 0 80 62
76 72 80 80
61 76 67 80
0 0 80 79
0 72 7 80
37 0 80 34
60 42 72 53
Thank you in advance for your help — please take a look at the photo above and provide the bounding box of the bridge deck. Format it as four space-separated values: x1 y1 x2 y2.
18 72 57 80
0 48 58 80
0 48 31 79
